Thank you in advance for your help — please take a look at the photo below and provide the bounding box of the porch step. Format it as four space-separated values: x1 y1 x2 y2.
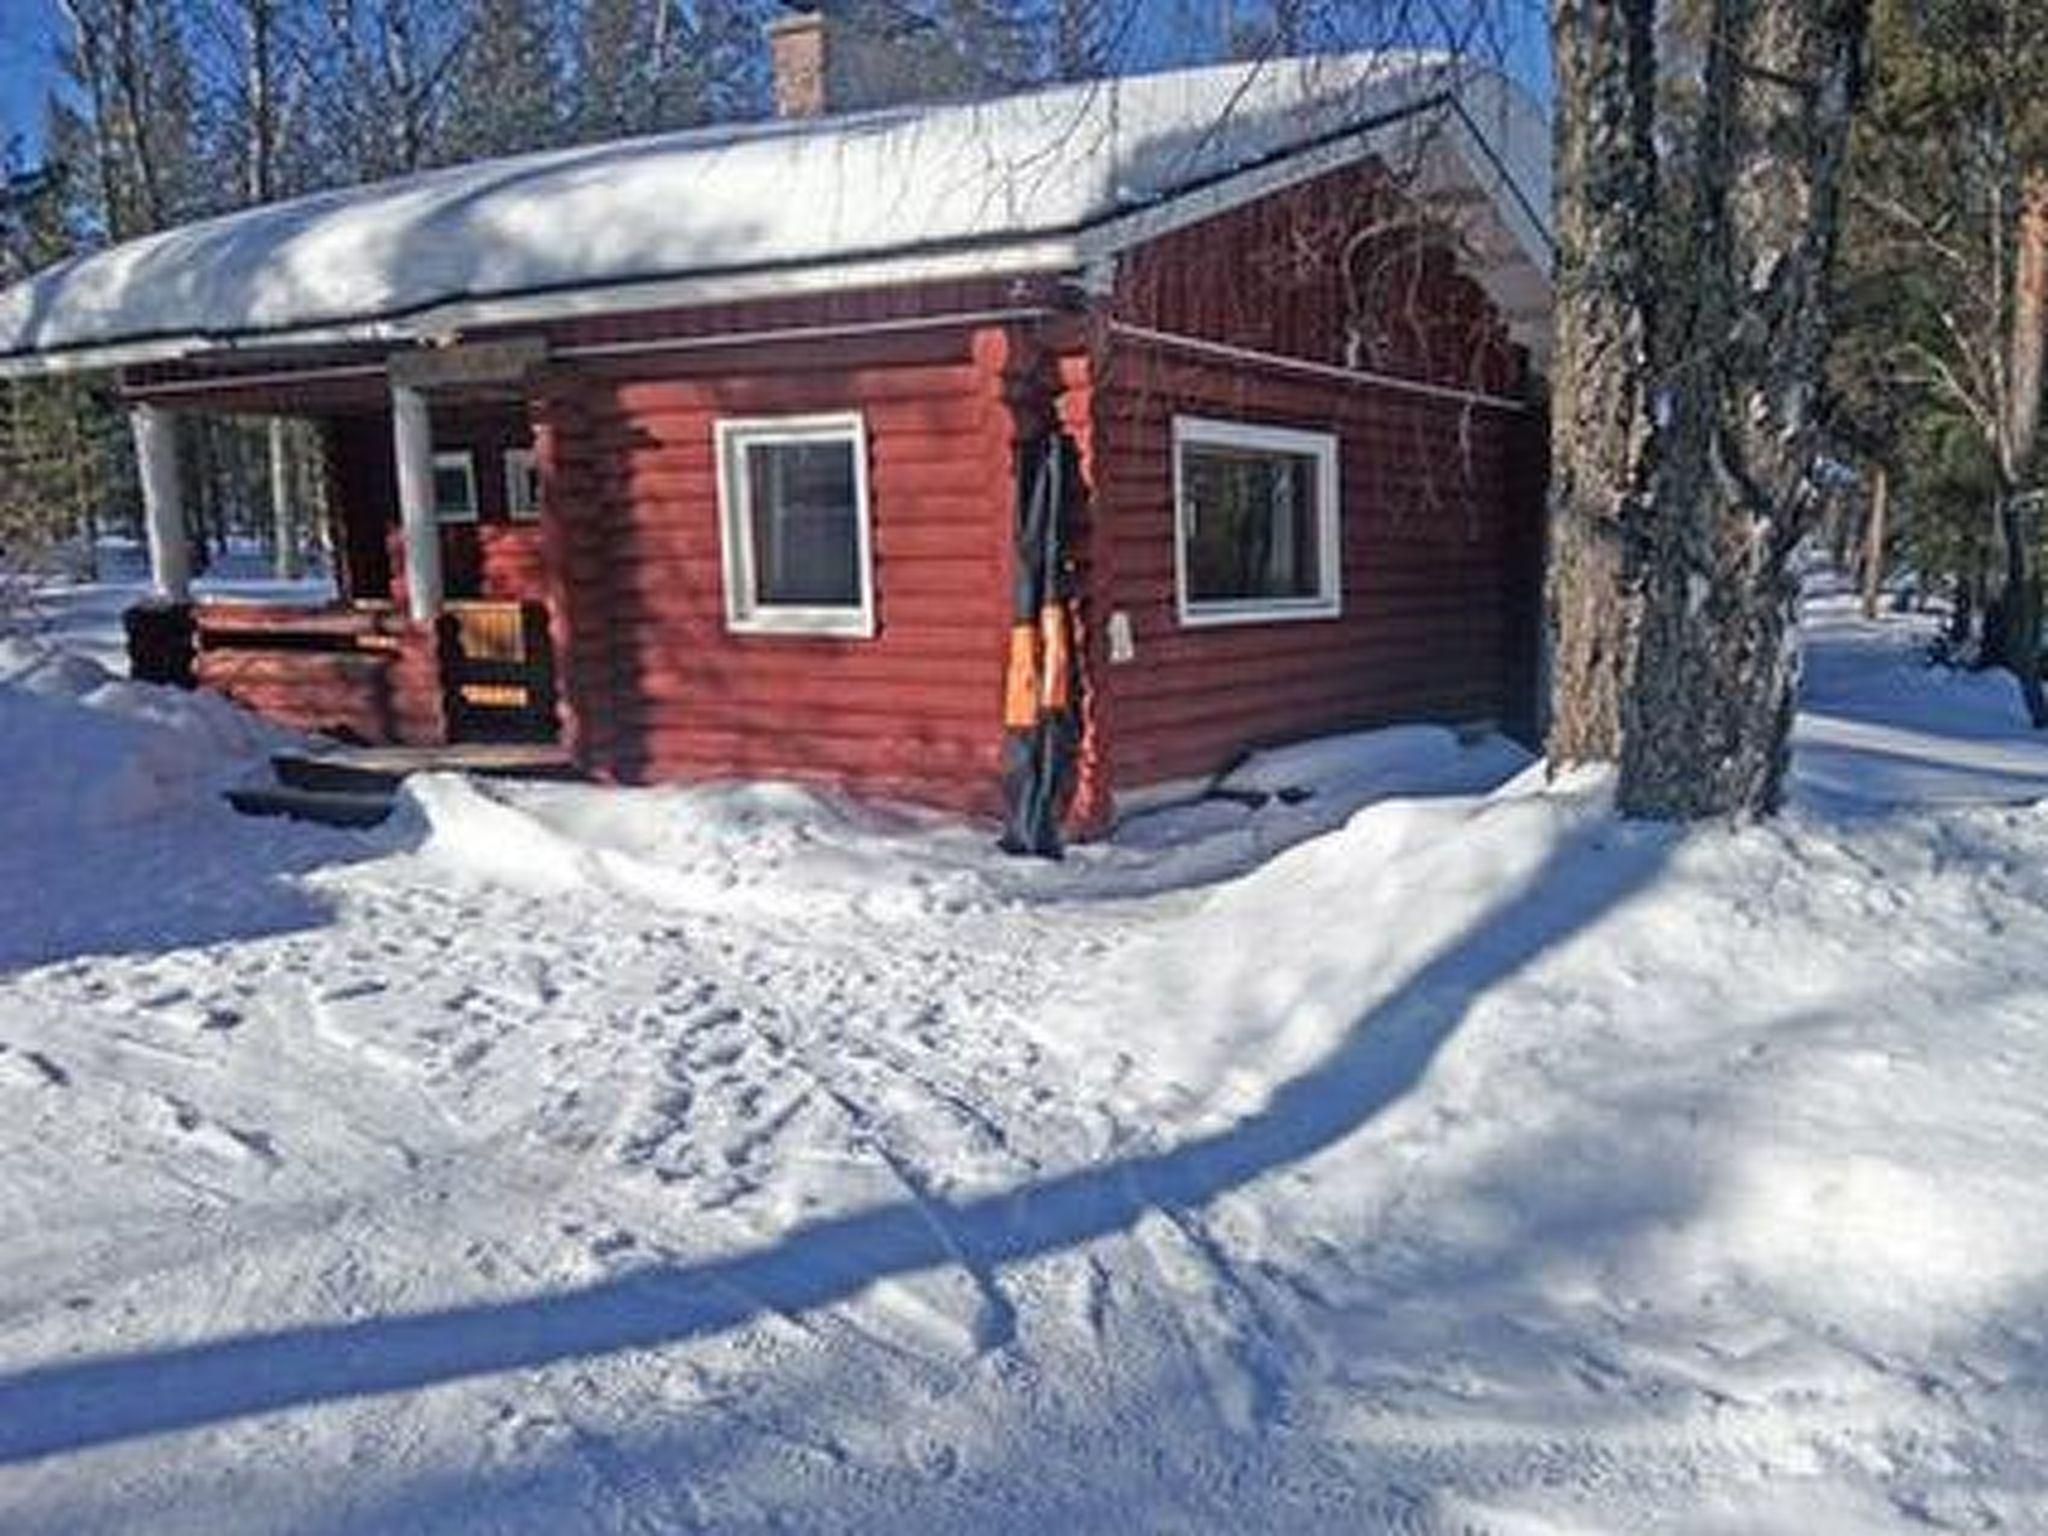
270 755 406 796
227 741 581 827
272 742 579 795
224 784 396 829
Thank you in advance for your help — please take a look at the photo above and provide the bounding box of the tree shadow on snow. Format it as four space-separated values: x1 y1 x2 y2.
0 815 1673 1467
0 813 417 975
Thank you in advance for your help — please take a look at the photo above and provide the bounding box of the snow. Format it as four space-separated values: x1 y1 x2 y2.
0 54 1548 366
1794 592 2048 806
4 579 2048 1531
24 540 336 675
0 633 289 840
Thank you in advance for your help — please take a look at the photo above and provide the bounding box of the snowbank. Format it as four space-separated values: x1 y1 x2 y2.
0 635 287 842
394 773 993 924
391 723 1534 919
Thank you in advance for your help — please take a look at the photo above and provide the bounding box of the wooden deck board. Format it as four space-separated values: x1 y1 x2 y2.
274 741 580 794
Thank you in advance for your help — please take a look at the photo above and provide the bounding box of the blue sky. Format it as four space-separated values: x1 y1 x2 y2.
1 0 62 157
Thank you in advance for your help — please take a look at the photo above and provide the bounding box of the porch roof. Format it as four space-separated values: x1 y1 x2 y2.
0 52 1552 379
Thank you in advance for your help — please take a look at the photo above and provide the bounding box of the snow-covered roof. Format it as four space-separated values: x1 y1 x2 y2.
0 52 1551 376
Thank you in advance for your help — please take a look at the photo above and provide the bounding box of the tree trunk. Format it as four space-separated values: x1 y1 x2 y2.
1617 0 1868 819
1861 461 1888 618
2009 171 2048 469
1993 170 2048 722
1543 0 1660 768
1949 564 1978 654
1994 490 2048 723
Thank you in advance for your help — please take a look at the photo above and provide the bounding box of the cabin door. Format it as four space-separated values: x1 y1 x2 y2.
443 600 560 742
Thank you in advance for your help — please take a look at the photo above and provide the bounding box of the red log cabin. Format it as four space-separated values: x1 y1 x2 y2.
0 39 1552 834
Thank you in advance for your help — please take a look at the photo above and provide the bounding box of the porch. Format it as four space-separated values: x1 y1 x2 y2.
120 340 564 753
171 598 560 748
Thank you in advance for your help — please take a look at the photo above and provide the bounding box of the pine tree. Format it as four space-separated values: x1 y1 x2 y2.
1547 0 1870 817
0 151 123 584
303 0 469 181
569 0 646 140
55 0 207 237
443 0 564 162
1832 0 2048 722
696 0 770 121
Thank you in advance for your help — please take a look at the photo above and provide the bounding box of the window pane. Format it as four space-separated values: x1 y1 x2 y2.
746 438 860 607
434 461 474 519
1182 445 1321 604
506 451 540 517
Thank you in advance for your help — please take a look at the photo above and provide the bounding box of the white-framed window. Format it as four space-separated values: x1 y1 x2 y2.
503 447 541 521
432 450 479 524
1172 415 1342 627
715 412 874 638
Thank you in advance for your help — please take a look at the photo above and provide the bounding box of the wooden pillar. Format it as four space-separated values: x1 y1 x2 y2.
268 416 302 580
390 379 442 619
131 402 191 602
1862 462 1889 621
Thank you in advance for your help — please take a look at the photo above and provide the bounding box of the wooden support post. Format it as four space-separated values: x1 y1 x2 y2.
390 379 442 620
131 402 191 602
268 416 301 580
1862 462 1889 621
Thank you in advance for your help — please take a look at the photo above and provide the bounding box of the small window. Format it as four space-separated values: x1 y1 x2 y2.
503 447 541 521
1173 416 1341 626
432 451 479 524
716 413 874 637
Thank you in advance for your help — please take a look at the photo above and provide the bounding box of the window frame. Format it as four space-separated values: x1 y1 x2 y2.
503 446 542 522
1171 414 1343 628
431 449 480 525
715 411 876 639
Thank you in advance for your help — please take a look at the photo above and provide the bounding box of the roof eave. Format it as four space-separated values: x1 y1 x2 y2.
0 237 1090 382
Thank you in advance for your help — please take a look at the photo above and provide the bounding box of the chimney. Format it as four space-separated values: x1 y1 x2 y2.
768 2 980 119
768 11 828 119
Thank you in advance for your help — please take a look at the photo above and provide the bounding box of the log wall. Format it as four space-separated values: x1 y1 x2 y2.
535 327 1020 812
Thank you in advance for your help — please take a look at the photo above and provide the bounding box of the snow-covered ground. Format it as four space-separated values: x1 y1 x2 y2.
3 581 2047 1533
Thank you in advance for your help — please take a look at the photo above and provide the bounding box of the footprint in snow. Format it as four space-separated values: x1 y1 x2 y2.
0 1044 69 1089
317 978 387 1004
156 1093 283 1168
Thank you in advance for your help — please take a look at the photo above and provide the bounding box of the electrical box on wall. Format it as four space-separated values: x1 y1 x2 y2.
1108 611 1135 664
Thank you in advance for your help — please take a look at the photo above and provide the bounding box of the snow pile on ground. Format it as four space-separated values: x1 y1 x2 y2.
2 581 2047 1532
393 723 1532 925
394 772 993 926
0 634 287 838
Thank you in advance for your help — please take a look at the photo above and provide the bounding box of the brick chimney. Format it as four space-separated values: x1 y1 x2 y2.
768 2 980 118
768 10 829 118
